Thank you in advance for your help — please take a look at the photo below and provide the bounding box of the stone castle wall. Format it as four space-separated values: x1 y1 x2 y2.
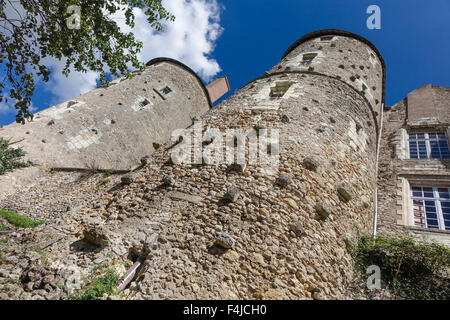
0 58 211 199
72 30 384 299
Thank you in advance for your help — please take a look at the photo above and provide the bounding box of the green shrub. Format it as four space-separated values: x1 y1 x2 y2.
353 235 450 299
0 138 30 175
0 210 45 228
0 222 4 230
70 268 120 300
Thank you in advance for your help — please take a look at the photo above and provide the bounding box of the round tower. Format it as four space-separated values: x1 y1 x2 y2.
0 58 211 172
80 30 387 299
272 29 385 118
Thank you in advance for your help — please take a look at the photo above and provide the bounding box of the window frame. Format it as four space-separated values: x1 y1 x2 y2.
407 131 450 160
299 53 317 66
409 185 450 231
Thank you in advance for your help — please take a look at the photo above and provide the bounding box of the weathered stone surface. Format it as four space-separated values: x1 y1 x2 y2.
167 191 202 204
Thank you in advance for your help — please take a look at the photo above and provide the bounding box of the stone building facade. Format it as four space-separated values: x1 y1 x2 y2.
378 84 450 246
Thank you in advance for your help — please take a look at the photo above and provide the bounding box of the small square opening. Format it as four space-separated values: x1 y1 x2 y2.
320 36 334 41
162 86 172 95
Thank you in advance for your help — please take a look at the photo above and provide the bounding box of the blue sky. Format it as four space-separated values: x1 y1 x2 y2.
0 0 449 125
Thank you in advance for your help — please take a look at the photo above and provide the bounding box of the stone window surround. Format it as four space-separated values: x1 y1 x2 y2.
395 175 450 236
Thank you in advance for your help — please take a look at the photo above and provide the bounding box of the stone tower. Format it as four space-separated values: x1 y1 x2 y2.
73 29 386 299
0 58 229 198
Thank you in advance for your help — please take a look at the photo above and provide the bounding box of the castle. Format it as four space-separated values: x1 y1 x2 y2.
0 29 448 300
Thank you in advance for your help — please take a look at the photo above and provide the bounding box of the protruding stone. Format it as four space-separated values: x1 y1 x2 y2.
289 221 303 236
329 116 336 124
337 183 353 201
83 225 110 248
303 157 320 172
121 173 136 185
276 173 291 187
223 189 240 203
163 175 175 187
215 233 235 249
312 290 323 300
286 198 298 210
281 114 291 123
361 196 371 208
315 202 332 219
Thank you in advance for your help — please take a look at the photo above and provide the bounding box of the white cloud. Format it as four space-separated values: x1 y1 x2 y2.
0 103 12 115
43 0 223 104
0 101 37 116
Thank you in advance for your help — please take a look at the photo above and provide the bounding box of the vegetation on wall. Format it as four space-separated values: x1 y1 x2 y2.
0 210 45 228
0 138 30 175
352 235 450 300
70 267 121 300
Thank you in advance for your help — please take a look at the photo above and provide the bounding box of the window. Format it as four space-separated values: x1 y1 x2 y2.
299 53 317 66
155 85 174 100
408 132 450 159
269 81 294 98
162 86 172 95
320 36 334 41
139 99 151 108
410 185 450 230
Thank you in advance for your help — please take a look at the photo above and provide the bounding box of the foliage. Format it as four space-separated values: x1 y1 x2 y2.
0 138 30 175
0 210 45 228
0 0 174 123
353 234 450 299
98 178 110 186
70 268 120 300
0 222 4 230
